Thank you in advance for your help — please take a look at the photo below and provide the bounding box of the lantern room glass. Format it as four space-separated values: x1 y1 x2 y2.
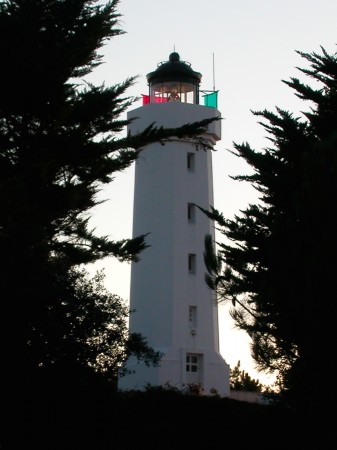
150 81 198 104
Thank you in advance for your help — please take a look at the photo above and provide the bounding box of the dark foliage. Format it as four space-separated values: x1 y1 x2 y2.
201 46 337 411
230 360 265 392
0 0 217 400
6 386 315 449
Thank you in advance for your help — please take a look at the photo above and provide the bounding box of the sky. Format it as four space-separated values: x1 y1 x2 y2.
86 0 337 386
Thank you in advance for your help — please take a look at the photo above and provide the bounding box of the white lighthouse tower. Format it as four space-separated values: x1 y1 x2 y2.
119 52 230 396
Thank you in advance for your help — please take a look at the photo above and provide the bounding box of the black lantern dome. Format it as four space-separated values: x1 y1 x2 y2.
146 52 202 104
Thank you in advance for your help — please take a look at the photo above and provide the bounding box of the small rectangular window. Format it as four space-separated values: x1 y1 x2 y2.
187 152 195 171
186 354 199 373
189 306 197 328
188 254 196 273
187 203 195 222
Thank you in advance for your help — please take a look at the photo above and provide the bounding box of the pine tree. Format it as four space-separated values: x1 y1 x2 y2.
202 46 337 410
230 361 264 392
0 0 216 391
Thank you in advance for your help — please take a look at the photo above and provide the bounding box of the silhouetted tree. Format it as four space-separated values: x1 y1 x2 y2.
0 0 216 392
202 46 337 410
230 361 264 392
31 268 161 385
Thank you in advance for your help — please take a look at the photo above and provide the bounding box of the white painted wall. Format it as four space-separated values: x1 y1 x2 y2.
118 102 230 396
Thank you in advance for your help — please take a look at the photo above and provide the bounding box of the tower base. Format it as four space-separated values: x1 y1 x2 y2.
118 347 230 397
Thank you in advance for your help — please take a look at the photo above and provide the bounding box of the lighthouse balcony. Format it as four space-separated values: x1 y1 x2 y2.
142 89 218 108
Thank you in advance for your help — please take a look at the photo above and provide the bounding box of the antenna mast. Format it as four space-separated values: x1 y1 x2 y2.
212 53 215 91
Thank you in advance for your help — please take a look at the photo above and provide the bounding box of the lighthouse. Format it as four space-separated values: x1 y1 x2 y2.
118 52 230 396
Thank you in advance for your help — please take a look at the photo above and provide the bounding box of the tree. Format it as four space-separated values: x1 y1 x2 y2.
0 0 217 390
202 46 337 410
30 268 161 389
230 360 264 392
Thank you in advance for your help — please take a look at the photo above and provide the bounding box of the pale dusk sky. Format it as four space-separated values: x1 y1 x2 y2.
86 0 337 386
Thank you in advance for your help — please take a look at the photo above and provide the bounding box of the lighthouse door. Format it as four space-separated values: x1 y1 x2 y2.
186 353 203 384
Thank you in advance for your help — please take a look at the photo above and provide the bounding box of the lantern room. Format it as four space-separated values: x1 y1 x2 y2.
144 52 202 105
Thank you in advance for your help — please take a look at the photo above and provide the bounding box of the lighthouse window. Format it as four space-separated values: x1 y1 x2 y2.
186 354 199 373
188 254 196 273
187 203 195 222
189 306 197 328
187 152 195 171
